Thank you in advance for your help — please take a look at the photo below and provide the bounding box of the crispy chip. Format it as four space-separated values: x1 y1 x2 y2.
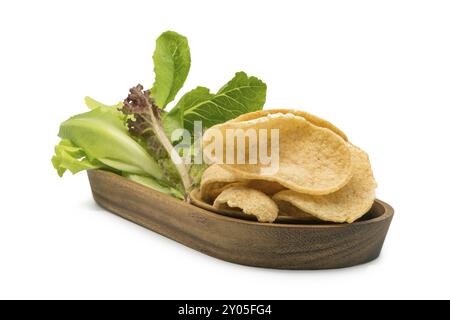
213 186 279 223
273 144 377 223
203 113 353 195
276 200 319 221
200 165 240 202
200 164 285 202
230 109 348 141
245 180 286 196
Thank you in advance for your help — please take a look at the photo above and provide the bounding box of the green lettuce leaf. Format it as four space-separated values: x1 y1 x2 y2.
151 31 191 108
161 108 184 142
120 85 191 195
52 140 103 177
84 96 123 110
189 163 209 188
165 72 266 134
53 31 269 201
161 86 212 141
126 174 184 200
54 106 163 179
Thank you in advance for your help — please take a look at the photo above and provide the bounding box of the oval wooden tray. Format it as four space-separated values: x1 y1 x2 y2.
87 170 394 270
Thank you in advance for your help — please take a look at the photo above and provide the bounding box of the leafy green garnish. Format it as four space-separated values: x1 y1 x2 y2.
52 30 267 200
151 31 191 108
52 139 102 176
120 85 191 195
126 174 184 200
165 72 267 135
189 162 209 188
84 96 122 110
53 106 163 179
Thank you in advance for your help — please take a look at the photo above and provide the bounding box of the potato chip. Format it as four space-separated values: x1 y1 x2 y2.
229 109 348 141
213 186 279 223
273 144 377 223
276 200 319 222
245 180 286 196
200 164 285 202
203 113 353 195
200 164 240 202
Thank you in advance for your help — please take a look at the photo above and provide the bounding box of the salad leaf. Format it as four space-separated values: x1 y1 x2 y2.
161 86 211 141
151 31 191 108
52 30 268 202
84 96 122 110
121 85 191 195
126 174 184 200
166 72 266 134
189 163 209 188
52 139 102 176
161 108 184 142
55 106 163 179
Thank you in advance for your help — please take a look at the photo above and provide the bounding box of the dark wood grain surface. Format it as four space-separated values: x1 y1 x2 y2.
87 170 394 270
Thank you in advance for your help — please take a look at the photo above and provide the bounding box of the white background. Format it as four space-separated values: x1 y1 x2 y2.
1 0 449 300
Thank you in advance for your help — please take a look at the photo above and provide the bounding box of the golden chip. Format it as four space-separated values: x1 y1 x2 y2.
230 109 348 141
200 164 241 202
213 186 279 223
276 200 319 222
203 113 353 195
200 164 285 202
273 144 377 223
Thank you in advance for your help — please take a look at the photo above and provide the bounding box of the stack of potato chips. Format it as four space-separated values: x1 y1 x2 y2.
200 110 377 223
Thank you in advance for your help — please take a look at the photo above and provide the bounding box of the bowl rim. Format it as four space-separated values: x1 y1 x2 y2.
89 170 394 229
190 187 393 227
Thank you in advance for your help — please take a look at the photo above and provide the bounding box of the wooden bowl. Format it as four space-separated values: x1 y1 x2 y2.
87 170 394 270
